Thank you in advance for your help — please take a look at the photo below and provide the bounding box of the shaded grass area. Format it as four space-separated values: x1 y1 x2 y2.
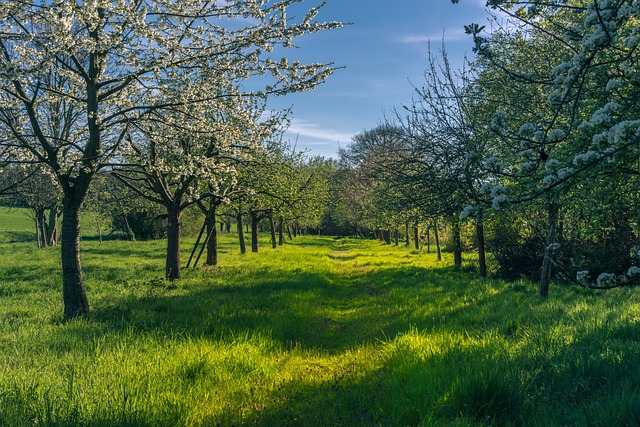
1 231 640 425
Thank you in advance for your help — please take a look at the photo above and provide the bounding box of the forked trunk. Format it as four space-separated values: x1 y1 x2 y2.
61 199 90 319
166 207 181 280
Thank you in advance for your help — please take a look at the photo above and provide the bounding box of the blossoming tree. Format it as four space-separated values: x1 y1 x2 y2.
0 1 342 318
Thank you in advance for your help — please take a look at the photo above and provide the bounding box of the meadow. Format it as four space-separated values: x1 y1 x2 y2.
1 208 640 426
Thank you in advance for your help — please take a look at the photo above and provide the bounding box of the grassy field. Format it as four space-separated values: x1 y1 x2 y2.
1 212 640 425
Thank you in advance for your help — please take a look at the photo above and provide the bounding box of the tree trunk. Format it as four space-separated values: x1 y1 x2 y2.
237 213 246 254
61 199 90 319
434 222 442 261
251 212 259 253
96 215 102 244
40 210 49 248
269 214 277 249
35 214 41 248
293 224 298 238
278 216 285 246
405 222 410 247
413 223 419 250
476 214 487 279
287 224 293 240
226 221 231 234
206 203 218 266
123 214 135 241
452 216 462 267
427 227 431 253
540 200 559 297
384 229 391 245
48 207 59 245
165 206 181 280
394 228 399 246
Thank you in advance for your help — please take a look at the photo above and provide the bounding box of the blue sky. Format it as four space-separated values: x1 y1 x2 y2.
268 0 497 158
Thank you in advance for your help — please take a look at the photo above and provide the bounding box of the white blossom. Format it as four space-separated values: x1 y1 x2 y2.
627 266 640 277
491 194 509 210
483 156 503 172
596 273 616 287
544 158 560 172
459 205 475 221
548 129 566 142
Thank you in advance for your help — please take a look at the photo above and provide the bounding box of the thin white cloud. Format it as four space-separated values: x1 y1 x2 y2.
397 27 470 45
286 118 355 143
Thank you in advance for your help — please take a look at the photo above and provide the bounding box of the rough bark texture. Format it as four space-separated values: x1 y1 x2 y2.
61 199 90 319
540 200 559 297
166 207 181 280
237 213 246 254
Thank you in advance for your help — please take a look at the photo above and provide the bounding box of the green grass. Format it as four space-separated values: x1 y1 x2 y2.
2 213 640 425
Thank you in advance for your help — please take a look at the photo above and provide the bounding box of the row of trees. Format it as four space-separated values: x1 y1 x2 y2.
0 1 343 319
334 0 640 295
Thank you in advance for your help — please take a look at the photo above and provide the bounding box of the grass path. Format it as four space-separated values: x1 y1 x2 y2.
2 233 640 425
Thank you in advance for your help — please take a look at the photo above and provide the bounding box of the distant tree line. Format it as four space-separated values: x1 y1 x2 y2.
333 0 640 295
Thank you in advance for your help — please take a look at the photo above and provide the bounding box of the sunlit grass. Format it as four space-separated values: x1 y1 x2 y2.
1 219 640 425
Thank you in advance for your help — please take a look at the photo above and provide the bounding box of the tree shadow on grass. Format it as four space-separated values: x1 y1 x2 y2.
80 261 541 355
0 230 35 243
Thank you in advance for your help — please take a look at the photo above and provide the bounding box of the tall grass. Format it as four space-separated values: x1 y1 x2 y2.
1 218 640 425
